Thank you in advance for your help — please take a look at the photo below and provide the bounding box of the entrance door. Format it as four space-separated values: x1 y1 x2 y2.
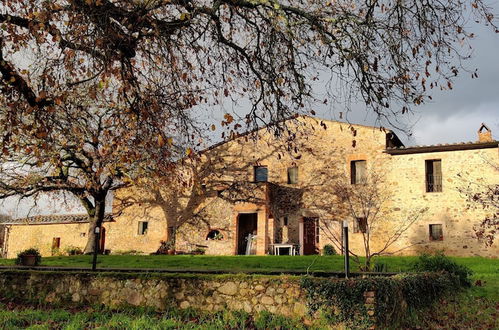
237 213 258 255
99 227 106 253
303 217 319 255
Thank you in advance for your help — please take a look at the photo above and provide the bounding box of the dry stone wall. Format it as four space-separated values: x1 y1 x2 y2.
0 271 309 317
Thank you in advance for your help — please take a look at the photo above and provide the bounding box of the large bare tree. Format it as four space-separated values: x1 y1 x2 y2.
0 0 495 251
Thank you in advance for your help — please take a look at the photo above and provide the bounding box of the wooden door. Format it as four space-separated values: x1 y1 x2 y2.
303 217 319 255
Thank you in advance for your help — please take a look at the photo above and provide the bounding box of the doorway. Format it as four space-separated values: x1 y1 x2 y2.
237 213 258 255
303 217 319 255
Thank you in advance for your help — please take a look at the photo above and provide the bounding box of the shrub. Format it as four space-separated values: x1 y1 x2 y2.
65 246 83 256
15 248 42 266
411 252 473 287
322 244 336 256
191 248 206 255
373 261 387 273
301 272 458 327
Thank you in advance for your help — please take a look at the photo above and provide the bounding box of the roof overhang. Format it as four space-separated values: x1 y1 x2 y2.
384 141 498 155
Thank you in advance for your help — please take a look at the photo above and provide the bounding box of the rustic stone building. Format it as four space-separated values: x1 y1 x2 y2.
1 116 498 258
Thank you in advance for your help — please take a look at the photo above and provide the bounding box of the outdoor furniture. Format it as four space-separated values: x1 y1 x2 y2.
272 243 298 256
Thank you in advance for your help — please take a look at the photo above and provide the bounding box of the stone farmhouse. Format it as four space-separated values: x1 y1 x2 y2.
1 116 498 258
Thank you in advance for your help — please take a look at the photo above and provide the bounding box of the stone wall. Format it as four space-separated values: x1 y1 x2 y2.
0 270 457 327
0 271 309 317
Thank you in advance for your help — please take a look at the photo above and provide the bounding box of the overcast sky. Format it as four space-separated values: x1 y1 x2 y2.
2 10 498 218
318 22 499 146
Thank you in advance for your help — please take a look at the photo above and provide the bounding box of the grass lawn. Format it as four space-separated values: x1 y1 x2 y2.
0 303 309 330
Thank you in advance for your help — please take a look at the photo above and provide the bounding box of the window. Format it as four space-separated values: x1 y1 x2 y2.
425 160 442 192
206 229 223 240
351 160 367 184
254 166 268 182
138 221 149 235
52 237 61 249
283 216 289 226
429 224 443 241
353 217 367 233
287 167 298 184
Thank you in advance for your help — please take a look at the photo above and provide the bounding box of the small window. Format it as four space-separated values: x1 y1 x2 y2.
287 167 298 184
206 229 223 240
353 217 367 233
429 224 443 241
52 237 61 249
283 216 288 226
254 166 268 182
426 160 442 192
351 160 367 184
138 221 149 235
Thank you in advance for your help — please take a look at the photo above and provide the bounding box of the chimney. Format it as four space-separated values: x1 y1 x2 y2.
477 123 493 143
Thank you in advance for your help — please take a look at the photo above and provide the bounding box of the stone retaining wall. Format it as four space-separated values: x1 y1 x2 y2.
0 271 311 317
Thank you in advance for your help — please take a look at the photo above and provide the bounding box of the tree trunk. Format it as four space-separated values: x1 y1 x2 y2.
83 197 106 254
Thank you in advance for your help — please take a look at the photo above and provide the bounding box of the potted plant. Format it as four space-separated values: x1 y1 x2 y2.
15 248 42 266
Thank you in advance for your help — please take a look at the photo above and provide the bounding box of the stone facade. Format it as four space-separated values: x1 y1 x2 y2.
1 116 497 258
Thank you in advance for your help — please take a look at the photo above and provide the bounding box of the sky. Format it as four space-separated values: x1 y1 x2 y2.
323 22 499 146
1 9 498 218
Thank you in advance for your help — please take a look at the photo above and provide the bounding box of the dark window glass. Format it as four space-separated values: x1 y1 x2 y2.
254 166 268 182
138 221 149 235
429 224 443 241
351 160 367 184
353 218 367 233
283 216 288 226
287 167 298 184
426 160 442 192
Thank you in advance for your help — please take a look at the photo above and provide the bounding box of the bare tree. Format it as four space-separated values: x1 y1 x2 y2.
309 169 427 271
0 0 496 135
458 161 499 247
0 101 181 253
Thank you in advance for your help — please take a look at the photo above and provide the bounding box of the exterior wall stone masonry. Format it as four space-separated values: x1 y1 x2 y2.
1 116 497 258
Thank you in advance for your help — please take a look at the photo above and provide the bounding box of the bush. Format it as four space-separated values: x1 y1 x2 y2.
65 246 83 256
373 261 387 273
322 244 336 256
191 248 206 255
302 271 458 327
411 252 473 287
15 248 42 266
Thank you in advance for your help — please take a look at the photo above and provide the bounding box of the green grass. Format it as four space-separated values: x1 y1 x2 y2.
0 304 309 329
1 254 498 299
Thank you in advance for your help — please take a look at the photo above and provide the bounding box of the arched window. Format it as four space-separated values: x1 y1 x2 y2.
206 229 223 240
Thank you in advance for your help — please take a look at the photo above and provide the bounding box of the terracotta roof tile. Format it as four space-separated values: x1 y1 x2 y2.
0 214 113 225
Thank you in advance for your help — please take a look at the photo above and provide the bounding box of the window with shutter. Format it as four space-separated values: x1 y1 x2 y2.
287 166 298 184
138 221 149 235
351 160 367 184
425 160 442 192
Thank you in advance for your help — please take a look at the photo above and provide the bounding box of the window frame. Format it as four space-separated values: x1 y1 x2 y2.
429 224 444 241
353 217 367 233
138 221 149 235
287 166 298 184
350 160 367 185
254 166 268 182
425 159 443 193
